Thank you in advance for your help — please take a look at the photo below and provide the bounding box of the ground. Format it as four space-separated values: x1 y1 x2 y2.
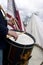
28 45 43 65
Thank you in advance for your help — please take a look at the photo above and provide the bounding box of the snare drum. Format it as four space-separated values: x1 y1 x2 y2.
6 31 35 65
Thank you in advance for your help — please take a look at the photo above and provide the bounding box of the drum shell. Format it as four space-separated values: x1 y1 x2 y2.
6 32 35 65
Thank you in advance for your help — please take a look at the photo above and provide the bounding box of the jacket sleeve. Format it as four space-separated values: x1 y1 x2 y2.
0 23 8 37
0 10 8 37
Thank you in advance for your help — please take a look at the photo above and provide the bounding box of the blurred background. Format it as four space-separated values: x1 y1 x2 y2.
0 0 43 22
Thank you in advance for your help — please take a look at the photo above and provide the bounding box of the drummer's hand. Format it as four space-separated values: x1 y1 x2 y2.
8 30 18 40
8 17 15 25
13 31 18 40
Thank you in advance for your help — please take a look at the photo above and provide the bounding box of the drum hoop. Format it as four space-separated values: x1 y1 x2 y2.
7 39 34 49
7 32 35 49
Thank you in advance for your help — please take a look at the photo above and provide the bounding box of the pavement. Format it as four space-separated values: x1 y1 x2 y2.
28 45 43 65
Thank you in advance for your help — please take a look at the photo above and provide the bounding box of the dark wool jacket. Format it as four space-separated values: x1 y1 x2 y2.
0 10 8 49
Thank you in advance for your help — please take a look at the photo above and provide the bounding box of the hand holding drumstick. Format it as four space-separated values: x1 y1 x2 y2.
0 5 20 31
8 30 18 40
0 5 18 40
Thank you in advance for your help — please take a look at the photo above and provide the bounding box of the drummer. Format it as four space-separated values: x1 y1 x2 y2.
0 6 18 65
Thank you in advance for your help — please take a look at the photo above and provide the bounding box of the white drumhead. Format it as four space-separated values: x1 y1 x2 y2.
16 34 34 45
9 32 34 45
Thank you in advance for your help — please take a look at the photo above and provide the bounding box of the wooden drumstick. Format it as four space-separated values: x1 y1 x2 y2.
14 31 25 35
0 5 6 16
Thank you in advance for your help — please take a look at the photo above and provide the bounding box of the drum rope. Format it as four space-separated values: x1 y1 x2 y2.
21 46 26 55
16 46 26 65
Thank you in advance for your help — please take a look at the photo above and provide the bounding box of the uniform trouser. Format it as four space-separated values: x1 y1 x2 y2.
0 49 2 65
0 48 9 65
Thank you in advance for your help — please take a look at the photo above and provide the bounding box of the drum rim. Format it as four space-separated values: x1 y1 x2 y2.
7 31 35 48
